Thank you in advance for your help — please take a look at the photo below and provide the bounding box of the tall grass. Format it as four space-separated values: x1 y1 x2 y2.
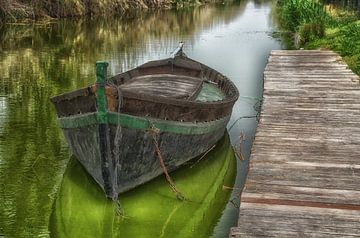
277 0 360 76
307 21 360 75
278 0 331 44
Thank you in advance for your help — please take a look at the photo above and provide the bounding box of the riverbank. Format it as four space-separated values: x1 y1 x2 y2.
0 0 219 22
277 0 360 75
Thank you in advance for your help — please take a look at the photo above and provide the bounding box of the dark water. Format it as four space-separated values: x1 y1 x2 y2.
0 1 282 237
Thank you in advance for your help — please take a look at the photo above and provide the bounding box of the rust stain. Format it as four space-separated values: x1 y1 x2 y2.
105 86 117 112
91 84 118 112
242 197 360 211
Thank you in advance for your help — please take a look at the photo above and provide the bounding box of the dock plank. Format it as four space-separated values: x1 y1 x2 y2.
231 203 360 238
230 50 360 237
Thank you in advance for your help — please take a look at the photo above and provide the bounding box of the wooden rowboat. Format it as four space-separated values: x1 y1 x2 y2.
51 44 239 200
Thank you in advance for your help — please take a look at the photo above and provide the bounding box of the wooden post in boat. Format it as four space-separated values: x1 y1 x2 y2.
95 61 116 200
96 61 109 123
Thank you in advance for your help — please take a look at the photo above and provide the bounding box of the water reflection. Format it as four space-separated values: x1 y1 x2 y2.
51 134 236 238
0 1 281 237
190 2 282 236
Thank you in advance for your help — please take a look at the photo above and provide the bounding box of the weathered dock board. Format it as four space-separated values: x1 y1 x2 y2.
230 50 360 237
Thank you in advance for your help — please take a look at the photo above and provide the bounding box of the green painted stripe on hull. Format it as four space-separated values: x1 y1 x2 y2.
58 112 230 135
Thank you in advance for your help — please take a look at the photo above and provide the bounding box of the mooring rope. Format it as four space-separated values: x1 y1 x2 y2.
149 124 185 201
222 186 244 209
228 95 262 135
106 80 125 217
115 199 126 218
107 80 123 159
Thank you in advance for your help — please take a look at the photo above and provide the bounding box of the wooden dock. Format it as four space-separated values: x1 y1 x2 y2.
230 50 360 237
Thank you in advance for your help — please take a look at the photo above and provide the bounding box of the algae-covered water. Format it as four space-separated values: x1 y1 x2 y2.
51 134 235 238
0 1 281 237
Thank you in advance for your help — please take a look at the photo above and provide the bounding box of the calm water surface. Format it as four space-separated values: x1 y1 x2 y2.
0 1 282 237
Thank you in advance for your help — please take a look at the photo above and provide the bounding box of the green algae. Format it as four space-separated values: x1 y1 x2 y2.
50 133 236 238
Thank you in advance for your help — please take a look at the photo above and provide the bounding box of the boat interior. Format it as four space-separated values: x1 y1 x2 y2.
120 74 225 102
51 56 238 122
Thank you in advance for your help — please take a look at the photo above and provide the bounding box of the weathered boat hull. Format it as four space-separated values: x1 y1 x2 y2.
50 132 236 238
59 111 230 196
52 51 239 200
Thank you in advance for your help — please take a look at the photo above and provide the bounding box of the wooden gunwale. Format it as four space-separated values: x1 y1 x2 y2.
51 57 238 108
58 111 230 135
51 56 238 124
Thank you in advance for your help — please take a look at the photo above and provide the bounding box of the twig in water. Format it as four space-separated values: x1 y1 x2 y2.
222 185 242 191
226 186 246 209
229 198 240 209
189 144 216 169
228 115 257 132
233 132 245 161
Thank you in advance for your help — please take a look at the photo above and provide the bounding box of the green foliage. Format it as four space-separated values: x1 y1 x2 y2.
278 0 329 31
278 0 330 43
299 21 326 44
277 1 360 76
335 22 360 55
307 21 360 75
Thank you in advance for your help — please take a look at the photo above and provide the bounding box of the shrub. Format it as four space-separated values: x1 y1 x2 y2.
278 0 330 42
299 22 325 44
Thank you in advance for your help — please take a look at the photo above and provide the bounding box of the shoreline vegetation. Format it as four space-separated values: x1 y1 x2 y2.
0 0 220 22
276 0 360 75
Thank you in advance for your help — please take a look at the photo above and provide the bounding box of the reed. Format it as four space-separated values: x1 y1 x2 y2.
307 20 360 75
277 0 330 44
278 0 360 76
0 0 217 22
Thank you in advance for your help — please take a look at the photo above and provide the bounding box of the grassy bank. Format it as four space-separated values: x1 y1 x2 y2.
0 0 213 22
277 0 360 75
